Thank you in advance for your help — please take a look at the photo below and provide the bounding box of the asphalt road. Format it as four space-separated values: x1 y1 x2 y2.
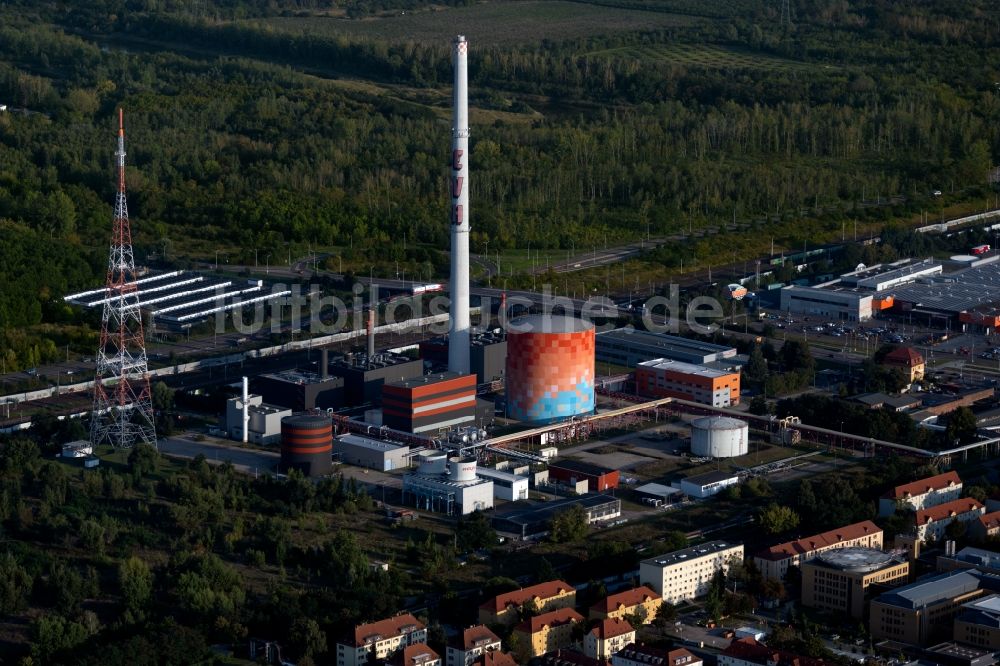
159 436 279 475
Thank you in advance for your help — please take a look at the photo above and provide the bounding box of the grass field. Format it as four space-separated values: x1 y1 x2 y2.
251 1 696 46
583 43 814 70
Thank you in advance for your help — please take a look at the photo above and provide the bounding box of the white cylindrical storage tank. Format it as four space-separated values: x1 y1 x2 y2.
691 416 749 458
449 456 478 482
418 451 448 475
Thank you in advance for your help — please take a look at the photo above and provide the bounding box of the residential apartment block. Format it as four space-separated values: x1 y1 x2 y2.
914 498 985 542
583 618 635 661
972 511 1000 541
337 614 427 666
391 644 441 666
878 471 963 517
613 645 702 666
754 520 883 581
512 607 585 662
589 586 662 624
478 580 576 626
640 541 744 604
718 637 826 666
446 626 502 666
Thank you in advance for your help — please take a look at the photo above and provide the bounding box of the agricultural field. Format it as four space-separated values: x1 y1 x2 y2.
583 42 817 71
249 1 697 46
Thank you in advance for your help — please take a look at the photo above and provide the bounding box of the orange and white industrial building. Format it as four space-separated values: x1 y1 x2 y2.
635 358 741 407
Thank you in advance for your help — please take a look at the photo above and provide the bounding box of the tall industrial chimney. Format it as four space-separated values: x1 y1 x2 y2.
367 308 376 359
448 34 471 375
241 376 249 444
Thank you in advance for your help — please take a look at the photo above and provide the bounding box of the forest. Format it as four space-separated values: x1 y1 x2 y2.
0 0 998 370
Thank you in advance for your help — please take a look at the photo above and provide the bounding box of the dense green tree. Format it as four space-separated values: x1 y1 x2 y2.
759 503 801 534
550 505 588 543
0 552 32 614
745 346 769 383
946 407 979 445
119 556 153 617
455 511 497 552
748 394 770 416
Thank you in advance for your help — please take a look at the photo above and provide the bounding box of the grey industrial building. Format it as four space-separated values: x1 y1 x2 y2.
491 494 622 539
223 394 290 445
471 331 507 384
778 256 1000 326
419 331 507 384
333 433 410 471
330 353 424 406
252 369 345 411
596 328 737 368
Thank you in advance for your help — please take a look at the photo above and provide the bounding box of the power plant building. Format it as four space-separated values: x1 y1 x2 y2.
596 328 737 367
491 494 622 540
403 451 493 515
224 394 291 445
421 332 507 384
506 315 595 424
252 369 345 411
382 372 477 434
471 331 507 384
280 414 333 477
331 353 424 406
547 460 619 492
334 433 410 472
475 467 529 501
635 358 741 407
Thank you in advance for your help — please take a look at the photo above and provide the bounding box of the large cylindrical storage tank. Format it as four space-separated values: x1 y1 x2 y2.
417 451 448 475
281 415 333 477
506 315 595 424
690 416 749 458
449 456 478 482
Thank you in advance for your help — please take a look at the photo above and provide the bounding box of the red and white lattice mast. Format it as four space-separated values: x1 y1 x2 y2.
90 109 156 449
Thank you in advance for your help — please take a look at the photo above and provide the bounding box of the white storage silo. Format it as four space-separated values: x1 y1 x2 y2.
417 451 448 475
449 456 478 482
690 416 749 458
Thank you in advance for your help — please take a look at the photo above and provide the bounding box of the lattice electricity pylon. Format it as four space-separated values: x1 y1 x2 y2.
90 109 157 449
780 0 793 27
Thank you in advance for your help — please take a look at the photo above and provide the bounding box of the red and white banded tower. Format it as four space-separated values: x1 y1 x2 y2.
90 109 157 449
448 34 471 375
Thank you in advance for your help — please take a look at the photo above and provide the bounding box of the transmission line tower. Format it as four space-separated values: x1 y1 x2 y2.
780 0 792 27
90 109 157 450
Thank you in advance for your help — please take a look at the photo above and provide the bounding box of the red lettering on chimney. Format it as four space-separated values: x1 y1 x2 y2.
452 204 463 226
452 149 464 171
452 176 464 198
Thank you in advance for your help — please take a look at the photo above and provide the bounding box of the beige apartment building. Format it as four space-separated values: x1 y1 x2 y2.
479 580 576 626
337 613 427 666
584 618 636 660
589 586 663 624
512 607 584 662
446 626 502 666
